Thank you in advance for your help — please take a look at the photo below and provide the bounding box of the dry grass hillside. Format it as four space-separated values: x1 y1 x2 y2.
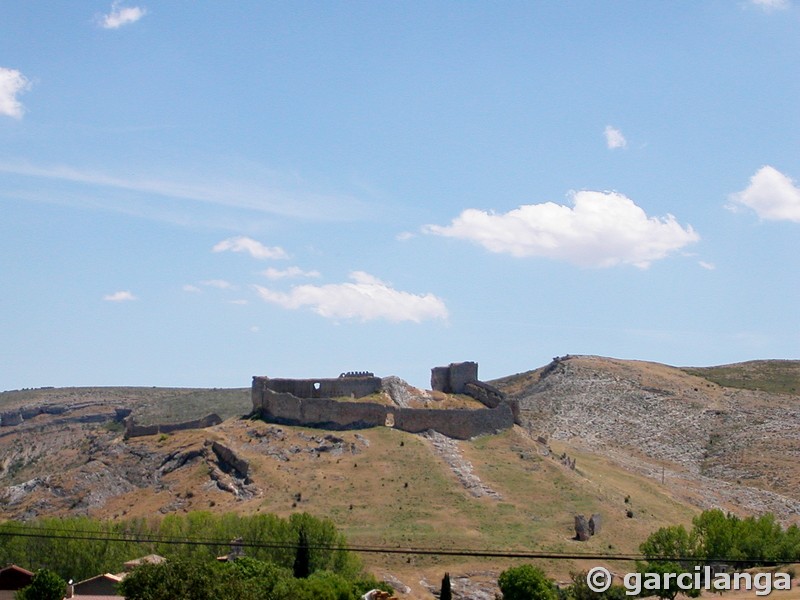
1 356 798 598
495 355 800 523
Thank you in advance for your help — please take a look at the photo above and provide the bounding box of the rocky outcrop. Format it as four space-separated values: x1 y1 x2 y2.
211 442 250 480
381 376 431 408
0 402 127 431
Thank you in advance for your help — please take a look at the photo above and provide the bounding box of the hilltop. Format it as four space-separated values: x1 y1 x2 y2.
1 356 798 598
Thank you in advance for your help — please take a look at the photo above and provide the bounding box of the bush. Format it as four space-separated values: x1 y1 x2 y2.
498 564 558 600
15 569 66 600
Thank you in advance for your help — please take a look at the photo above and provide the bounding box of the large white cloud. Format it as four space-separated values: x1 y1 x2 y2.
729 166 800 223
213 236 288 260
424 191 699 268
253 272 448 323
100 2 147 29
0 67 30 119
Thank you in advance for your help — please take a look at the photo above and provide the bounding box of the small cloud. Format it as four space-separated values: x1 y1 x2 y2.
103 290 137 302
262 266 321 280
200 279 234 290
212 236 288 260
729 166 800 222
750 0 791 11
396 231 415 241
99 2 147 29
229 299 249 305
0 67 31 119
604 125 627 149
250 325 260 333
423 191 699 269
253 271 449 323
698 261 716 271
182 284 201 293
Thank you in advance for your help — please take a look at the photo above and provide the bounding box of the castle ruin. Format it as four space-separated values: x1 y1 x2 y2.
251 362 517 440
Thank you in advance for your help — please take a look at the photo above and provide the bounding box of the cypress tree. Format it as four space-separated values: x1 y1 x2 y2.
293 528 310 579
440 572 452 600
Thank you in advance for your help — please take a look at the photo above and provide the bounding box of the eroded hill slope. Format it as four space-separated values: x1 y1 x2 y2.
495 355 800 522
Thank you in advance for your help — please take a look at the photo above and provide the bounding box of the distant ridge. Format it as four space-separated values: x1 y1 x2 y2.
681 359 800 395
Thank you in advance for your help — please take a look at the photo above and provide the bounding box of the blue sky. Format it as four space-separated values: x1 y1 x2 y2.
1 1 798 390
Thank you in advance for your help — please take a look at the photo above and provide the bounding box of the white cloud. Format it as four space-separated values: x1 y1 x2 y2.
699 261 716 271
213 236 288 260
182 284 201 293
750 0 790 11
262 266 321 280
396 231 415 241
729 166 800 222
229 299 249 305
423 191 699 269
253 271 449 323
604 125 627 149
100 2 147 29
0 67 31 119
201 279 234 290
103 290 136 302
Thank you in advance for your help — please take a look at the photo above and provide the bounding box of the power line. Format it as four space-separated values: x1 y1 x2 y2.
0 527 785 564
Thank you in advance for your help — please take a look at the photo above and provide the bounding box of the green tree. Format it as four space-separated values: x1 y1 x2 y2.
640 524 700 563
15 569 66 600
294 527 311 579
639 524 702 600
119 557 221 600
691 509 737 562
498 565 558 600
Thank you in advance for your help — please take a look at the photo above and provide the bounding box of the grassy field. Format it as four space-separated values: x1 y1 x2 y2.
682 360 800 395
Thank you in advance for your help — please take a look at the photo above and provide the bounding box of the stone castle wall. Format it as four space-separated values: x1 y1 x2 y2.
124 413 222 439
392 403 514 439
252 362 516 440
262 375 382 399
252 388 514 440
430 362 479 394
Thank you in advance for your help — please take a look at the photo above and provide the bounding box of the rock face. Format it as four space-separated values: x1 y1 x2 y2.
381 376 430 408
211 442 250 480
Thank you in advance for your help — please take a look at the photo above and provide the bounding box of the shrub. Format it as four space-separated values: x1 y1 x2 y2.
498 564 558 600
